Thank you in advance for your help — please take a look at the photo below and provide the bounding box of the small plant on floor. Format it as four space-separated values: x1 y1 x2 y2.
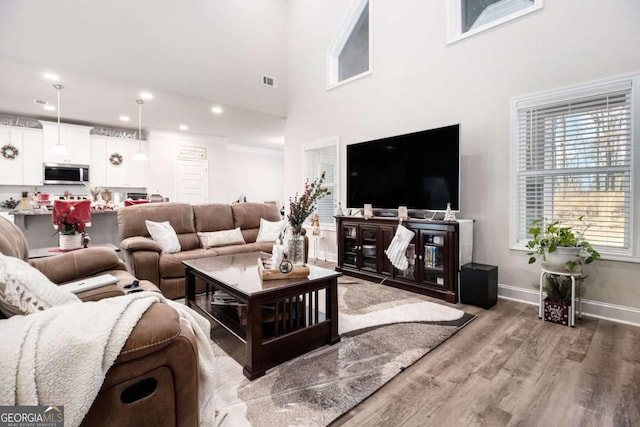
542 273 575 305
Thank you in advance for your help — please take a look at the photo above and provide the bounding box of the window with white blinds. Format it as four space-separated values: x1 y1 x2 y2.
512 76 637 259
304 140 338 226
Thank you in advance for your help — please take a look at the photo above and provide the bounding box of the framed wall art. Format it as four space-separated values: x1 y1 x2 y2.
177 145 207 160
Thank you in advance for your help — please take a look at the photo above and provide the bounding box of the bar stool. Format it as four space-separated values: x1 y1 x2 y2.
539 266 583 327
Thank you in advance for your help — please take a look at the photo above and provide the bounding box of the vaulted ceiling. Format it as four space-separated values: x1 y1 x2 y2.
0 0 287 148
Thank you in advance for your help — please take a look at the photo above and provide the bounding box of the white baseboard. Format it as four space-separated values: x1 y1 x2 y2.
498 283 640 327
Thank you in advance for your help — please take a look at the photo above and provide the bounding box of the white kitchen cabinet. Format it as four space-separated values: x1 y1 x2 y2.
90 136 147 189
22 130 44 185
89 136 107 187
105 138 128 187
0 126 44 185
41 121 92 164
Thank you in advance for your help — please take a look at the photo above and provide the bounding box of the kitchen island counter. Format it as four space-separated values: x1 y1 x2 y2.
10 209 119 250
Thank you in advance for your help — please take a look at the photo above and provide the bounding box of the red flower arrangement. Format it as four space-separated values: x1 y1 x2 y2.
52 200 91 235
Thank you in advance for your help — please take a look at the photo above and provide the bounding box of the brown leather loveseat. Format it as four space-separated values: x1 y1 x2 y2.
118 202 282 299
0 216 201 427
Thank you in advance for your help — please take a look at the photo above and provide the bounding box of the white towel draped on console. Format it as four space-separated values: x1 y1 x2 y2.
385 224 415 270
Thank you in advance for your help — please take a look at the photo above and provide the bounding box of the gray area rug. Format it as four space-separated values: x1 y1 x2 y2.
213 276 475 427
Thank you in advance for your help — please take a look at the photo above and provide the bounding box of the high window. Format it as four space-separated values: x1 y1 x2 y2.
511 74 639 261
447 0 543 44
304 138 339 227
327 0 371 89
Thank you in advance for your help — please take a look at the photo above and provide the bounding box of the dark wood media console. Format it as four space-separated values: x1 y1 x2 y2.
336 216 461 303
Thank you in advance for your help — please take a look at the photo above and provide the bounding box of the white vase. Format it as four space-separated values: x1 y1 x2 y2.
543 247 581 270
59 233 82 250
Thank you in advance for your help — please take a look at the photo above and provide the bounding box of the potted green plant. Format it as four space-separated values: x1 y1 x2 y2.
526 216 601 326
540 273 574 326
526 216 600 271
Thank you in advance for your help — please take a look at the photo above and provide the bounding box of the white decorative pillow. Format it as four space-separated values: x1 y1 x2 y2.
256 218 286 243
198 228 246 249
0 253 81 317
145 220 181 254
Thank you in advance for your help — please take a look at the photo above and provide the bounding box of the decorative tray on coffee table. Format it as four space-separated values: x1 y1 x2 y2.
257 258 310 281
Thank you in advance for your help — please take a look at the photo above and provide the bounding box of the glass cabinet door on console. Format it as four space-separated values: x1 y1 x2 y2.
394 240 417 282
360 225 378 272
342 224 358 268
338 222 394 276
421 231 446 288
388 224 457 302
378 225 395 276
339 223 377 270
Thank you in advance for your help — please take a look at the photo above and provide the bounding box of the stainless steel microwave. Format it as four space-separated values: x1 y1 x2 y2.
43 163 90 185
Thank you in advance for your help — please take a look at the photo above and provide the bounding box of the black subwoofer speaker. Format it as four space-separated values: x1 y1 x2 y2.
460 263 498 309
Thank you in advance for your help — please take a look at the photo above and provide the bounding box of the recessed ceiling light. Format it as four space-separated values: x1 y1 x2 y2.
211 106 223 115
179 124 189 131
43 73 59 81
139 92 153 100
119 115 130 122
43 105 56 111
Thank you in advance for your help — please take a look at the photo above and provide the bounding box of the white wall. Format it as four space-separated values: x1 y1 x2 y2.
224 144 285 206
147 129 284 205
147 129 226 202
284 0 640 308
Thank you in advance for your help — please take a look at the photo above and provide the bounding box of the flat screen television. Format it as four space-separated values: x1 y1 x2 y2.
347 124 460 212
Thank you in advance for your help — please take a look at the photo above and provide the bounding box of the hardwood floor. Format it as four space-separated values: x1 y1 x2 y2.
314 259 640 427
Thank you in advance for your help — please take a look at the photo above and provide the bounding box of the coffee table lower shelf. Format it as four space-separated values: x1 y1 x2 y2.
184 259 340 380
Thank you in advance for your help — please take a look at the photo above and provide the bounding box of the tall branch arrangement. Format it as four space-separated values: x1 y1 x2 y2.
288 172 329 233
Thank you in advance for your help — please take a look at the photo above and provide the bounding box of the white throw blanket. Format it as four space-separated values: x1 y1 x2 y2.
0 292 216 427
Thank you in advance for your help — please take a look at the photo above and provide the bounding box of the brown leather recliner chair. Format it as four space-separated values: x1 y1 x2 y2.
0 216 200 426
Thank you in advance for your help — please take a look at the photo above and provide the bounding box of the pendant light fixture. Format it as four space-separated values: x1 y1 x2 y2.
49 83 69 156
132 98 148 161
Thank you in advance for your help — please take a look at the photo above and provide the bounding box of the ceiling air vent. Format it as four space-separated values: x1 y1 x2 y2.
33 99 48 105
262 75 278 88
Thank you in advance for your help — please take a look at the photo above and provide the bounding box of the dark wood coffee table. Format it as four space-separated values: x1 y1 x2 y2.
183 252 341 380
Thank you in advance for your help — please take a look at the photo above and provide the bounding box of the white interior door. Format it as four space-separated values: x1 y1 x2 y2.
176 159 209 203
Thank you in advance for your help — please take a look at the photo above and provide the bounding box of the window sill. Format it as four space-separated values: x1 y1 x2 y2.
446 3 543 46
510 244 640 264
326 69 372 91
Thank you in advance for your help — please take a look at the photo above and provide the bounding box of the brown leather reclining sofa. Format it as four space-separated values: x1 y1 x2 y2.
0 216 200 427
117 202 282 299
